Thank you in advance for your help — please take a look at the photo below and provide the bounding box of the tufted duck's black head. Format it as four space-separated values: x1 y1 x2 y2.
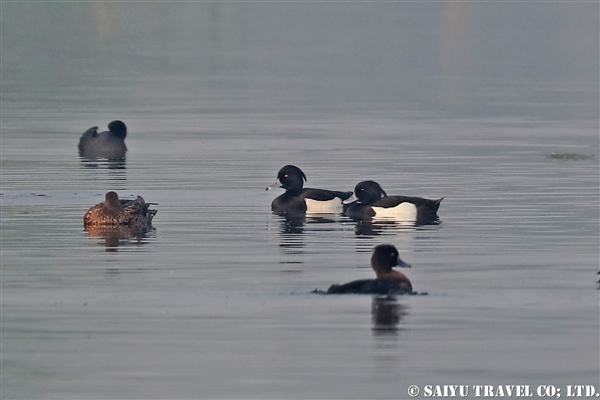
107 120 127 140
344 180 387 205
266 165 307 195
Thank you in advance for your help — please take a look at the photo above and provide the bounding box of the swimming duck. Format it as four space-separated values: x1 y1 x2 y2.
78 120 127 158
266 165 352 214
344 180 442 225
84 191 156 230
327 244 413 294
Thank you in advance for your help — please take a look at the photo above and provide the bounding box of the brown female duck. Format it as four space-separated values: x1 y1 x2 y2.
84 191 156 230
327 244 413 295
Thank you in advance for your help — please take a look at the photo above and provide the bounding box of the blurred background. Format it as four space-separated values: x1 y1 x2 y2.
3 2 598 126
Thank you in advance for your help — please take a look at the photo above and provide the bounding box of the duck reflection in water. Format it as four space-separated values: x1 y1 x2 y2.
278 212 307 234
353 219 417 236
276 214 341 257
84 224 154 251
277 212 339 234
79 156 127 170
372 296 408 332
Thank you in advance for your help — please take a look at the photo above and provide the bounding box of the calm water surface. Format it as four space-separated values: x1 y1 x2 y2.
3 116 598 399
2 3 599 399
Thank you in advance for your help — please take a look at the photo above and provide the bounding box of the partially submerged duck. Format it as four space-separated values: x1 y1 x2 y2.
345 180 442 225
84 191 156 230
327 244 414 295
78 120 127 158
266 165 352 214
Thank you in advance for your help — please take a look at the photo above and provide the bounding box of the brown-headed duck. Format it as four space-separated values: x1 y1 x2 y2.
327 244 414 295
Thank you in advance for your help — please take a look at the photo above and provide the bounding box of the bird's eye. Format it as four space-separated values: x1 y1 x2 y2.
284 174 288 178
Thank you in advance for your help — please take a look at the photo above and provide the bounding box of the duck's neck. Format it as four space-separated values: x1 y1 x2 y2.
374 269 407 280
285 187 303 196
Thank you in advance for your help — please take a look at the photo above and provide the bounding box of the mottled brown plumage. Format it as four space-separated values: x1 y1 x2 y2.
84 192 156 230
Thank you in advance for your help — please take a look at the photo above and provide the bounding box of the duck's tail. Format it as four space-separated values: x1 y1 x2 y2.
434 197 444 212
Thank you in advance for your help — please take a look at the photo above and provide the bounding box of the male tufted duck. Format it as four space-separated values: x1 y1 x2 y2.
344 180 442 225
78 120 128 158
266 165 352 214
327 244 413 295
84 191 156 230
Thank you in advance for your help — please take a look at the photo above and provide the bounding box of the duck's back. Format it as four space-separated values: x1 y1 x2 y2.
84 203 129 226
374 195 441 211
78 128 127 158
327 278 411 295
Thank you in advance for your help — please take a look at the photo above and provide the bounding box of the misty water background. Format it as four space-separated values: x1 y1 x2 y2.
1 3 599 399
